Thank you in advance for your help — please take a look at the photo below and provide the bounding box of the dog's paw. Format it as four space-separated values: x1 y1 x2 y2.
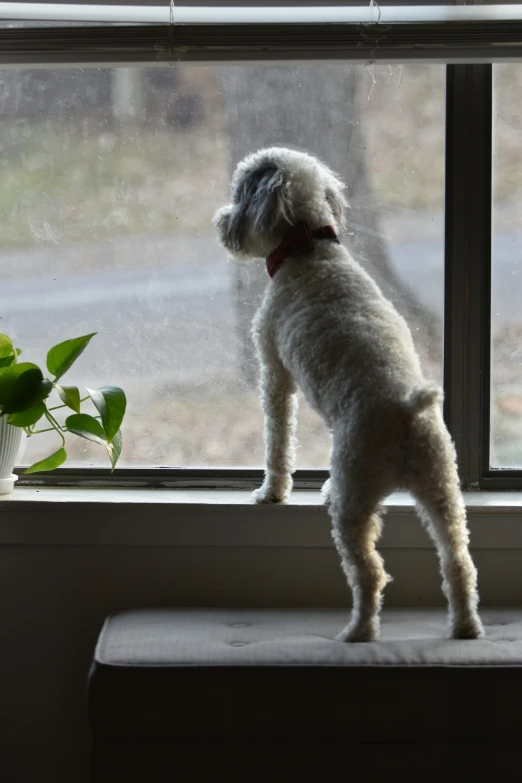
252 485 289 504
253 474 292 504
252 488 283 504
336 621 378 643
451 613 485 640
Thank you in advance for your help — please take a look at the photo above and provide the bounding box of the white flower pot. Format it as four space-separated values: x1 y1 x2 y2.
0 415 26 494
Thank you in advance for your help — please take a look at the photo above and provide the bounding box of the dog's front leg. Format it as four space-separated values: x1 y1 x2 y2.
253 347 298 504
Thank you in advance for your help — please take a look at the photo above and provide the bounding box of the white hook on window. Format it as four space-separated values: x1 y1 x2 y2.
169 0 175 64
369 0 382 24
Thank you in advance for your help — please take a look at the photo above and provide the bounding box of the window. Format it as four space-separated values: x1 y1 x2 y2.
491 64 522 469
1 63 444 470
0 1 521 488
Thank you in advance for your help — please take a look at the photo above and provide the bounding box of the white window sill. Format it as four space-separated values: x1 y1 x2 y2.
0 487 521 548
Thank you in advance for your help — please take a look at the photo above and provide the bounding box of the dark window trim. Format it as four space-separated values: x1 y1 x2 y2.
3 18 522 67
444 63 492 489
16 467 330 490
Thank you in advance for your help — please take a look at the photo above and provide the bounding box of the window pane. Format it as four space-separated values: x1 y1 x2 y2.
492 64 522 468
0 64 444 469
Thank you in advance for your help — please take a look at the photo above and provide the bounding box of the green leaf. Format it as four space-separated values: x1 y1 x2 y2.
46 333 96 380
16 349 22 357
39 379 53 399
7 401 46 427
87 386 126 443
24 447 67 475
0 363 46 414
65 413 107 446
0 335 14 353
0 339 16 370
0 354 15 370
57 384 81 414
106 429 123 471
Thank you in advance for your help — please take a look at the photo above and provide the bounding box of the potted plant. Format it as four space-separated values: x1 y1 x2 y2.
0 333 126 494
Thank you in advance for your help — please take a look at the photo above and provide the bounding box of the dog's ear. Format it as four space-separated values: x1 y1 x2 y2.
214 165 293 254
249 166 293 236
213 199 250 254
325 178 348 230
213 205 236 251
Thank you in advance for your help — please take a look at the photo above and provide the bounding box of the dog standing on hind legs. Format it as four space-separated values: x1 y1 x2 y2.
214 146 484 643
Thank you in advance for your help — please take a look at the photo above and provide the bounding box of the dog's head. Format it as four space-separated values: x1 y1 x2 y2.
213 147 347 259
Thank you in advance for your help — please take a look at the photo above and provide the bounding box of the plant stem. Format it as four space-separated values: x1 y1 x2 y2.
44 410 66 446
48 395 89 412
46 408 64 430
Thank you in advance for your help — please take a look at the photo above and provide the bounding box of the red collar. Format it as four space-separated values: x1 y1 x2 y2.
266 221 339 278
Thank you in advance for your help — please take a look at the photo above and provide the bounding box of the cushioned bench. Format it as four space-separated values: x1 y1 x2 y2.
89 608 522 782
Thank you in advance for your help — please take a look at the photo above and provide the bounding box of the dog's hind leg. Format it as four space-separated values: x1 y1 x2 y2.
407 412 484 639
253 339 298 504
331 498 391 642
328 443 392 641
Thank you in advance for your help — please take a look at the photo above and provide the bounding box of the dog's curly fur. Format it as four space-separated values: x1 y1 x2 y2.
214 146 484 643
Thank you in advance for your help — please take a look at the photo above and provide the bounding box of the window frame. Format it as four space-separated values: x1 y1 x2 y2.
2 6 522 489
444 63 493 490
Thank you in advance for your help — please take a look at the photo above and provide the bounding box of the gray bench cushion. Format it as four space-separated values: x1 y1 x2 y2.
93 607 522 667
89 608 522 742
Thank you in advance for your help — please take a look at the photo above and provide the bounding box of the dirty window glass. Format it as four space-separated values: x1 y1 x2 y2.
491 65 522 467
0 64 444 468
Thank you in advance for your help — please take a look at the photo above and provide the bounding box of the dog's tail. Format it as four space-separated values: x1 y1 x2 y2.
404 384 443 415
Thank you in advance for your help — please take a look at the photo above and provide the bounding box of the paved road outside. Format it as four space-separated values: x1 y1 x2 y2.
0 222 519 390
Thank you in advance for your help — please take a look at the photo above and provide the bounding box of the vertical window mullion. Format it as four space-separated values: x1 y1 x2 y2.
444 64 492 489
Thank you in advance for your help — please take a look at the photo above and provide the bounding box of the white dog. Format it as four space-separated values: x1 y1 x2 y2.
214 147 484 643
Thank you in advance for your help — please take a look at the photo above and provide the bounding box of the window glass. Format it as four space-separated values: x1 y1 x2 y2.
0 64 444 468
491 64 522 468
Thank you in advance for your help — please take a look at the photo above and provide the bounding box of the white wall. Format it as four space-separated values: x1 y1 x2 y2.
1 488 521 782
